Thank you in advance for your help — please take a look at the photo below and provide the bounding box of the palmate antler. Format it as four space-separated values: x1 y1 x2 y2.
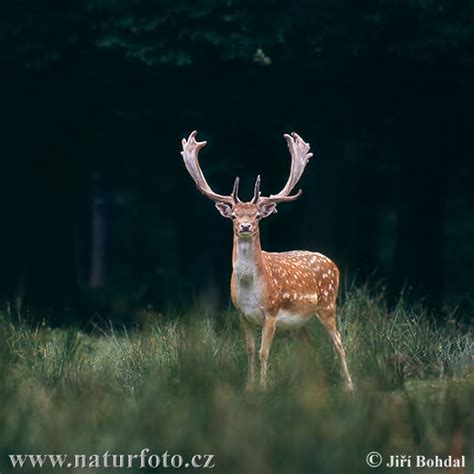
181 131 240 205
252 132 313 206
181 130 312 209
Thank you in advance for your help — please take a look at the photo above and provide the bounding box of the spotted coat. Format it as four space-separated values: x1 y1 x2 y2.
230 231 339 331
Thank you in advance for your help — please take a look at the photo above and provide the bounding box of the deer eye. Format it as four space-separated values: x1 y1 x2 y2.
231 214 236 220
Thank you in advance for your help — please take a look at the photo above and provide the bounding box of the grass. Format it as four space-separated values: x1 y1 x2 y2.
0 289 472 473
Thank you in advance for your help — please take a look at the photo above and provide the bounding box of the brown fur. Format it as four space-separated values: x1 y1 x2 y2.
180 132 353 390
228 203 353 390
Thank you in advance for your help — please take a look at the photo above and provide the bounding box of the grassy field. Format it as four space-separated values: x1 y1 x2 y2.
0 289 472 473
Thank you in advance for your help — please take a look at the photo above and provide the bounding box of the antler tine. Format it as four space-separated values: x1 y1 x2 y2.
251 175 261 203
232 177 241 202
180 131 237 205
258 132 313 205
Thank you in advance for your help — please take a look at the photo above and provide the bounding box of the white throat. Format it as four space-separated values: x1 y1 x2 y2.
234 238 259 280
233 236 264 324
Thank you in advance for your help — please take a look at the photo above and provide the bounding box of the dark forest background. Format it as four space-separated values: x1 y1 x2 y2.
1 0 473 323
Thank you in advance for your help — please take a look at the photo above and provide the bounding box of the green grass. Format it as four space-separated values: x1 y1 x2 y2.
0 289 472 473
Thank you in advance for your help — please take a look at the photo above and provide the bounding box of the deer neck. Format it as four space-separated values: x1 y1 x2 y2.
232 231 265 282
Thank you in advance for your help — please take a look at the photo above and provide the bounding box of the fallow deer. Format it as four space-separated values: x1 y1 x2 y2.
180 131 353 390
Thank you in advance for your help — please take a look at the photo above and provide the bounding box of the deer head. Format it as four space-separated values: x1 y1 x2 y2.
180 131 313 239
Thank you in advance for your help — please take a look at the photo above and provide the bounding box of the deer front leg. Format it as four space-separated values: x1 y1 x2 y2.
239 314 256 391
259 315 277 389
298 326 313 345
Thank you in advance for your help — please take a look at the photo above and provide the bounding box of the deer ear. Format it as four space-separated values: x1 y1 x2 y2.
259 202 277 218
215 202 233 218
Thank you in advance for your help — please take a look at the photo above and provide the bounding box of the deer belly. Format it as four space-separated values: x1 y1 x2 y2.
276 310 311 330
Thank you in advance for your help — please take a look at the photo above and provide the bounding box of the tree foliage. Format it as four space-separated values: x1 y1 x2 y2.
2 1 474 68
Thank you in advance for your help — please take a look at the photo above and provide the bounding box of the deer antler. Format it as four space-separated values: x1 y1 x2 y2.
181 131 240 205
256 132 313 205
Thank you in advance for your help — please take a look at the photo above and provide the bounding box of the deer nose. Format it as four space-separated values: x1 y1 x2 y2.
239 223 253 233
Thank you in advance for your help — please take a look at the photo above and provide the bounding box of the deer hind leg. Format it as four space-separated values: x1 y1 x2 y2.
239 315 256 391
259 316 277 389
316 306 354 390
